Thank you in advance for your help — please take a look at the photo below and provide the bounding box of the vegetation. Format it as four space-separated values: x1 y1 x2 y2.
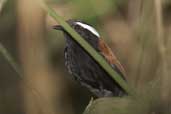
0 0 170 114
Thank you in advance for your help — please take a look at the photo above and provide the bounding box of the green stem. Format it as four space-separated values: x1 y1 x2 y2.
0 43 22 76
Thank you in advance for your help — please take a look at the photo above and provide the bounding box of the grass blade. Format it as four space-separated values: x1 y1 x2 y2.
0 43 22 76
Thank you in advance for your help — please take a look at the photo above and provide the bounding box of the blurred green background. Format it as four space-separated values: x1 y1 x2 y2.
0 0 171 114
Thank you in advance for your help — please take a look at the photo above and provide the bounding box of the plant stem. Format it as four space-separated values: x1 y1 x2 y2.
0 43 22 76
154 0 169 104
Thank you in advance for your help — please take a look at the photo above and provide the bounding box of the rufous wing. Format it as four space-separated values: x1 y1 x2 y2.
98 38 126 78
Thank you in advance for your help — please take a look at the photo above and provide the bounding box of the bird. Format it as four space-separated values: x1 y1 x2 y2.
53 19 127 98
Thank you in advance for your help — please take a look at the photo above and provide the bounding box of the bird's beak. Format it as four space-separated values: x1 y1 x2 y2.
53 25 63 30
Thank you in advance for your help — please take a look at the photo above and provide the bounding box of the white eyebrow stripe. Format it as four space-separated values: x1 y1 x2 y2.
75 22 100 38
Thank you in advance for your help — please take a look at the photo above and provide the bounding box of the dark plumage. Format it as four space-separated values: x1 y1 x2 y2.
53 19 127 97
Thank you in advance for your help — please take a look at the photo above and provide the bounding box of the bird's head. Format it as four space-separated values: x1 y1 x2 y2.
53 19 100 41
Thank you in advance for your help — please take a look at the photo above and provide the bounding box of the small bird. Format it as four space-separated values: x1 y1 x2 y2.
53 19 127 98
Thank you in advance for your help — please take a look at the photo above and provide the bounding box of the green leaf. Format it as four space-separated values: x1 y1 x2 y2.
83 97 131 114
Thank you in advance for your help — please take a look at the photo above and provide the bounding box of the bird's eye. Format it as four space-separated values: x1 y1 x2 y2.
75 22 100 38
